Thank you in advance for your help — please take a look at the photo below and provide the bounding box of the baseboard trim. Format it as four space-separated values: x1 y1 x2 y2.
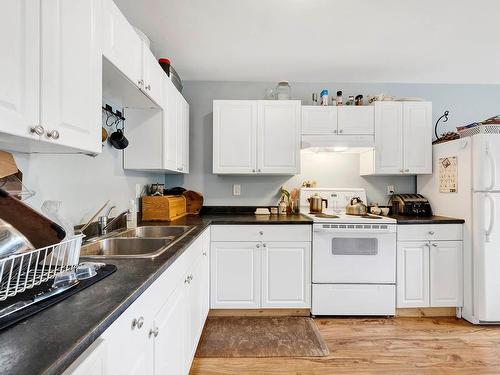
209 309 311 317
396 307 457 317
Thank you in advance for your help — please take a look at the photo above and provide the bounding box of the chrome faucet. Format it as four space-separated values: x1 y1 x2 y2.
99 207 129 235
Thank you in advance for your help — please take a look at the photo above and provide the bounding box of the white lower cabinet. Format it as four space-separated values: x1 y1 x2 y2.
396 225 463 308
65 228 210 375
210 225 311 309
261 242 311 308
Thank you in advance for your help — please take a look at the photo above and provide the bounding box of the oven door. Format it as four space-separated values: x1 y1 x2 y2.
312 224 396 284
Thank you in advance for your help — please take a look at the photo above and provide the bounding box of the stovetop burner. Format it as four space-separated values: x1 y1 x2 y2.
313 213 340 219
345 213 382 219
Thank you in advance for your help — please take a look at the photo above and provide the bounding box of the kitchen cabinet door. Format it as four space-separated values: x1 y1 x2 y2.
261 242 311 308
200 230 211 321
0 0 40 140
403 102 432 174
213 101 257 174
210 242 261 308
374 102 404 174
301 106 337 134
184 258 205 367
179 94 189 173
337 106 374 135
163 77 179 171
153 284 186 375
41 0 102 154
430 241 463 307
397 242 430 308
63 339 107 375
257 100 301 174
102 0 142 88
141 45 163 106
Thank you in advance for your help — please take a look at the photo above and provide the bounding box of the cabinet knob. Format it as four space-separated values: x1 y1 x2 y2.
405 168 410 172
252 169 256 173
257 169 261 172
432 243 438 247
400 169 404 173
333 129 338 134
259 231 264 235
338 129 344 134
262 243 267 247
202 251 207 256
145 84 151 91
138 79 144 86
46 130 60 140
256 244 260 248
132 316 144 330
428 231 435 235
29 125 45 136
149 327 159 338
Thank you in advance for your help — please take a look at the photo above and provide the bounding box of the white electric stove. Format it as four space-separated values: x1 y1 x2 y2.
301 188 397 316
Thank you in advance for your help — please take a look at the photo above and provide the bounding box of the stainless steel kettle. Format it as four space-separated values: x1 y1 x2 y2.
346 197 368 215
308 193 328 214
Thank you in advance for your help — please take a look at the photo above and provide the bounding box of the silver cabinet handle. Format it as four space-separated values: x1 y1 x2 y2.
333 129 338 134
149 327 159 338
338 129 344 134
405 168 410 172
46 130 60 140
428 231 435 235
145 84 151 91
257 169 261 172
252 169 256 173
432 243 438 247
400 169 404 173
259 231 264 235
202 251 207 256
256 244 260 248
424 243 430 248
184 274 193 284
132 316 144 329
138 79 144 86
29 125 45 136
262 243 267 247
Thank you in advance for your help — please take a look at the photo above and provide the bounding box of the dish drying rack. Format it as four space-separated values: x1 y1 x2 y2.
0 234 84 301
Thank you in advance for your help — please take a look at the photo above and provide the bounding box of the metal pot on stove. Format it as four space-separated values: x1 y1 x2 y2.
308 193 328 213
346 197 368 215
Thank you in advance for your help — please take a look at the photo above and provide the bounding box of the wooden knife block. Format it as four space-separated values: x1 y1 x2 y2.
141 196 187 221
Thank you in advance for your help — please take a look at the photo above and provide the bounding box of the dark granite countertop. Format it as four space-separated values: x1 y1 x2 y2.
0 213 311 375
390 215 465 225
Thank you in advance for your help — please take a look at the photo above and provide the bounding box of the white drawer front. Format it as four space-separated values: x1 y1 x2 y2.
397 224 462 241
312 284 395 316
211 225 311 242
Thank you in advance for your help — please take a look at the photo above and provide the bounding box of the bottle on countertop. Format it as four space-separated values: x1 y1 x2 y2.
126 199 137 229
320 89 329 106
312 92 318 106
278 197 287 215
336 91 343 106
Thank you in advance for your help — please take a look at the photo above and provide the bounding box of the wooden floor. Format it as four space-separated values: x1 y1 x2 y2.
190 317 500 375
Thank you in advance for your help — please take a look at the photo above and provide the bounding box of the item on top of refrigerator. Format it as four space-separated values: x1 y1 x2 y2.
312 93 318 105
336 91 343 106
275 81 291 100
345 96 355 105
355 95 364 106
320 89 329 106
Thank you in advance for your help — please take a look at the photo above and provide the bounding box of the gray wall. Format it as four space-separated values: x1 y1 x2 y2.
167 81 500 206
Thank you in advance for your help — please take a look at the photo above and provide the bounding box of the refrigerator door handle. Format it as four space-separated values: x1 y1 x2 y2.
485 142 496 191
485 193 495 243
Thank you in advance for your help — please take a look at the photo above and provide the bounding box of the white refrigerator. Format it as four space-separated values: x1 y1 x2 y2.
418 133 500 324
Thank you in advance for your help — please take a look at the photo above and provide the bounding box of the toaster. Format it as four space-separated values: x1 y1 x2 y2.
391 194 433 216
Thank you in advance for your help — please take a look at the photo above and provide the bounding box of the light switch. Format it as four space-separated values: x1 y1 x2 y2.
233 184 241 196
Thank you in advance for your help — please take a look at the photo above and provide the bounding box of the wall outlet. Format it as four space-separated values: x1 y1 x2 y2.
233 184 241 196
386 185 395 195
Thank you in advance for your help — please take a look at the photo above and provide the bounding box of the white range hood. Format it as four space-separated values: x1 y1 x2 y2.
301 134 375 150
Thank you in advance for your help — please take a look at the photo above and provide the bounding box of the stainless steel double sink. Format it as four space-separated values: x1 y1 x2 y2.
81 226 195 258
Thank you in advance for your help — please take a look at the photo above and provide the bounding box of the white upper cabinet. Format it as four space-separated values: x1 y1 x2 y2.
337 106 374 135
301 106 337 134
41 0 102 155
0 0 39 140
403 102 432 174
213 100 301 175
177 94 190 173
0 0 102 154
102 0 142 87
360 101 432 175
257 101 301 174
164 78 179 171
213 100 257 174
141 44 163 106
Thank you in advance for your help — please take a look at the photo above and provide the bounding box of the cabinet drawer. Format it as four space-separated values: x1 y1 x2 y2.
211 225 311 242
397 224 462 241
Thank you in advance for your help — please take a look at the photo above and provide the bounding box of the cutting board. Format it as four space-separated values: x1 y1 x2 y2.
0 189 66 248
183 191 203 215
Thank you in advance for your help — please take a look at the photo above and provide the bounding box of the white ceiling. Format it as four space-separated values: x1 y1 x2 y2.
114 0 500 84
